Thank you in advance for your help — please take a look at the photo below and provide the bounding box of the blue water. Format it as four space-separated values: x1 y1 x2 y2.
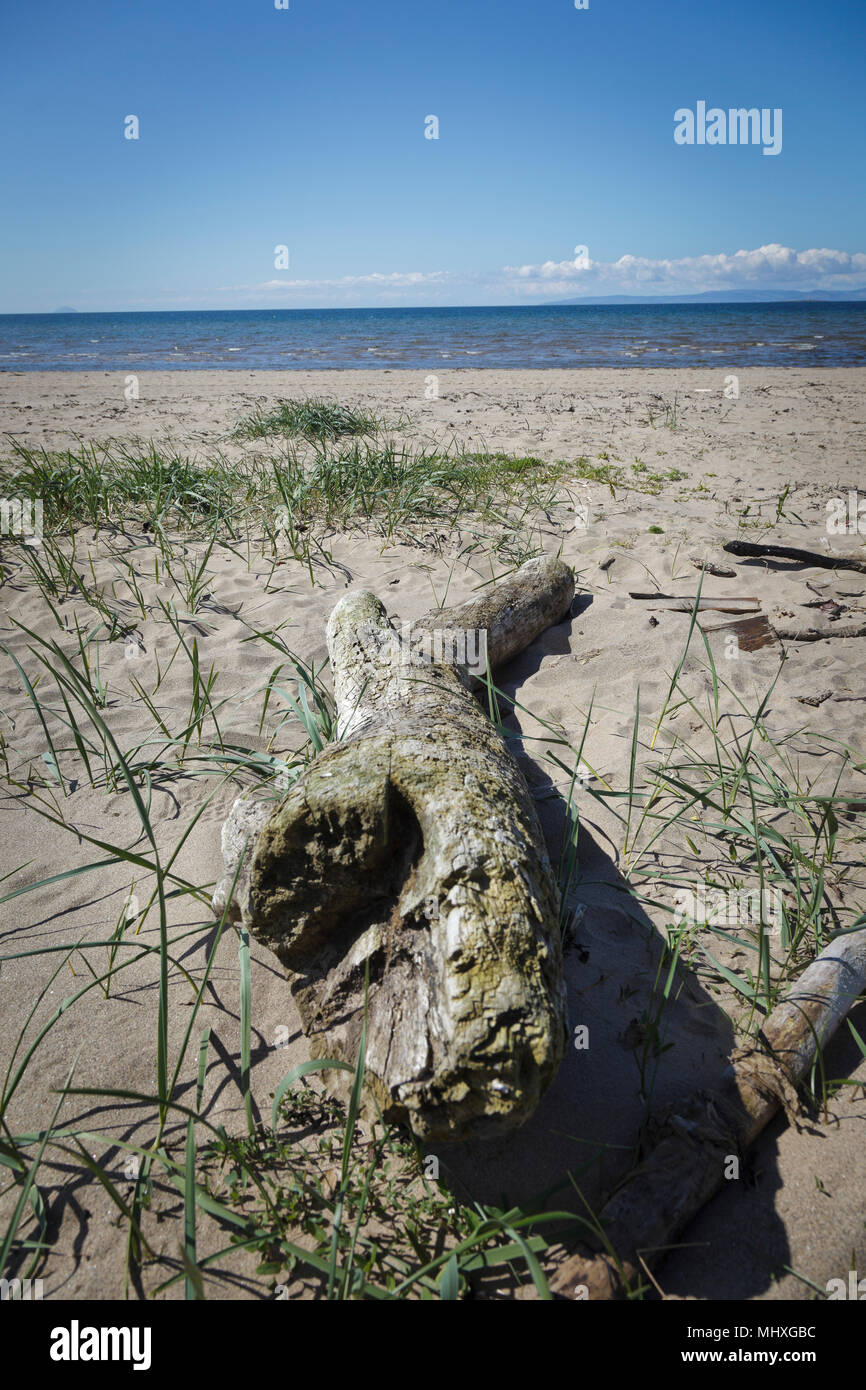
0 303 864 371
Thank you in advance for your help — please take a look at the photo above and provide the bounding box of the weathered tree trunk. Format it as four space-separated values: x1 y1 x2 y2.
547 928 866 1299
213 556 574 1142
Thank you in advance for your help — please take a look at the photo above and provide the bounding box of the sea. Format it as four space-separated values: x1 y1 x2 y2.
1 303 865 372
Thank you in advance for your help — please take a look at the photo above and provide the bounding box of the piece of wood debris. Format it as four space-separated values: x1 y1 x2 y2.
774 621 866 642
802 598 848 618
795 690 834 706
700 614 777 651
689 556 737 578
630 592 760 614
724 540 866 574
546 926 866 1299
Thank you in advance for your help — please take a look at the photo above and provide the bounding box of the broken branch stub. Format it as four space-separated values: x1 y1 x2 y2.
213 556 574 1142
409 556 575 684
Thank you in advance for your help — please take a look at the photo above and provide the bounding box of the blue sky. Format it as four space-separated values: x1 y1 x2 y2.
1 0 865 311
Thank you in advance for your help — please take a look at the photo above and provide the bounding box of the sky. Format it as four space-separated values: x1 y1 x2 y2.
1 0 865 312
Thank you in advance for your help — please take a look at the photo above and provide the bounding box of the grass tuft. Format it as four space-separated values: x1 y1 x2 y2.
232 398 384 443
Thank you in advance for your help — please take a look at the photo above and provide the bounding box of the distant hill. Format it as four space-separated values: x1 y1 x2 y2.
547 289 866 305
54 306 80 313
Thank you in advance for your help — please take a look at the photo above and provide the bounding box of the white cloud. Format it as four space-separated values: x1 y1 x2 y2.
500 244 866 297
87 244 865 311
243 244 866 304
257 270 454 291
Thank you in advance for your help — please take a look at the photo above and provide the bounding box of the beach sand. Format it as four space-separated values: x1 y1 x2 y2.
1 367 864 1300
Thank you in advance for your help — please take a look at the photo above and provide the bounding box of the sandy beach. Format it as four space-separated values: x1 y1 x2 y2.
1 366 864 1301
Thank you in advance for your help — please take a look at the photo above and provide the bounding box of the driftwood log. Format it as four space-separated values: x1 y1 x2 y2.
213 556 574 1142
547 927 866 1299
723 540 866 575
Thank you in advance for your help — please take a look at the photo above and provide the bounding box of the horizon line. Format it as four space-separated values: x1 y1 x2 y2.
4 293 866 317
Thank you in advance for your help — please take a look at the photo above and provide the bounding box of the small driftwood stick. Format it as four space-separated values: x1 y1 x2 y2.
774 622 866 642
689 557 737 578
547 929 866 1299
213 556 574 1142
724 540 866 574
629 593 759 614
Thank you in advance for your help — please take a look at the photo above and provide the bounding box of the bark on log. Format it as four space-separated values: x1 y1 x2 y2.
723 540 866 574
547 928 866 1299
213 556 574 1142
